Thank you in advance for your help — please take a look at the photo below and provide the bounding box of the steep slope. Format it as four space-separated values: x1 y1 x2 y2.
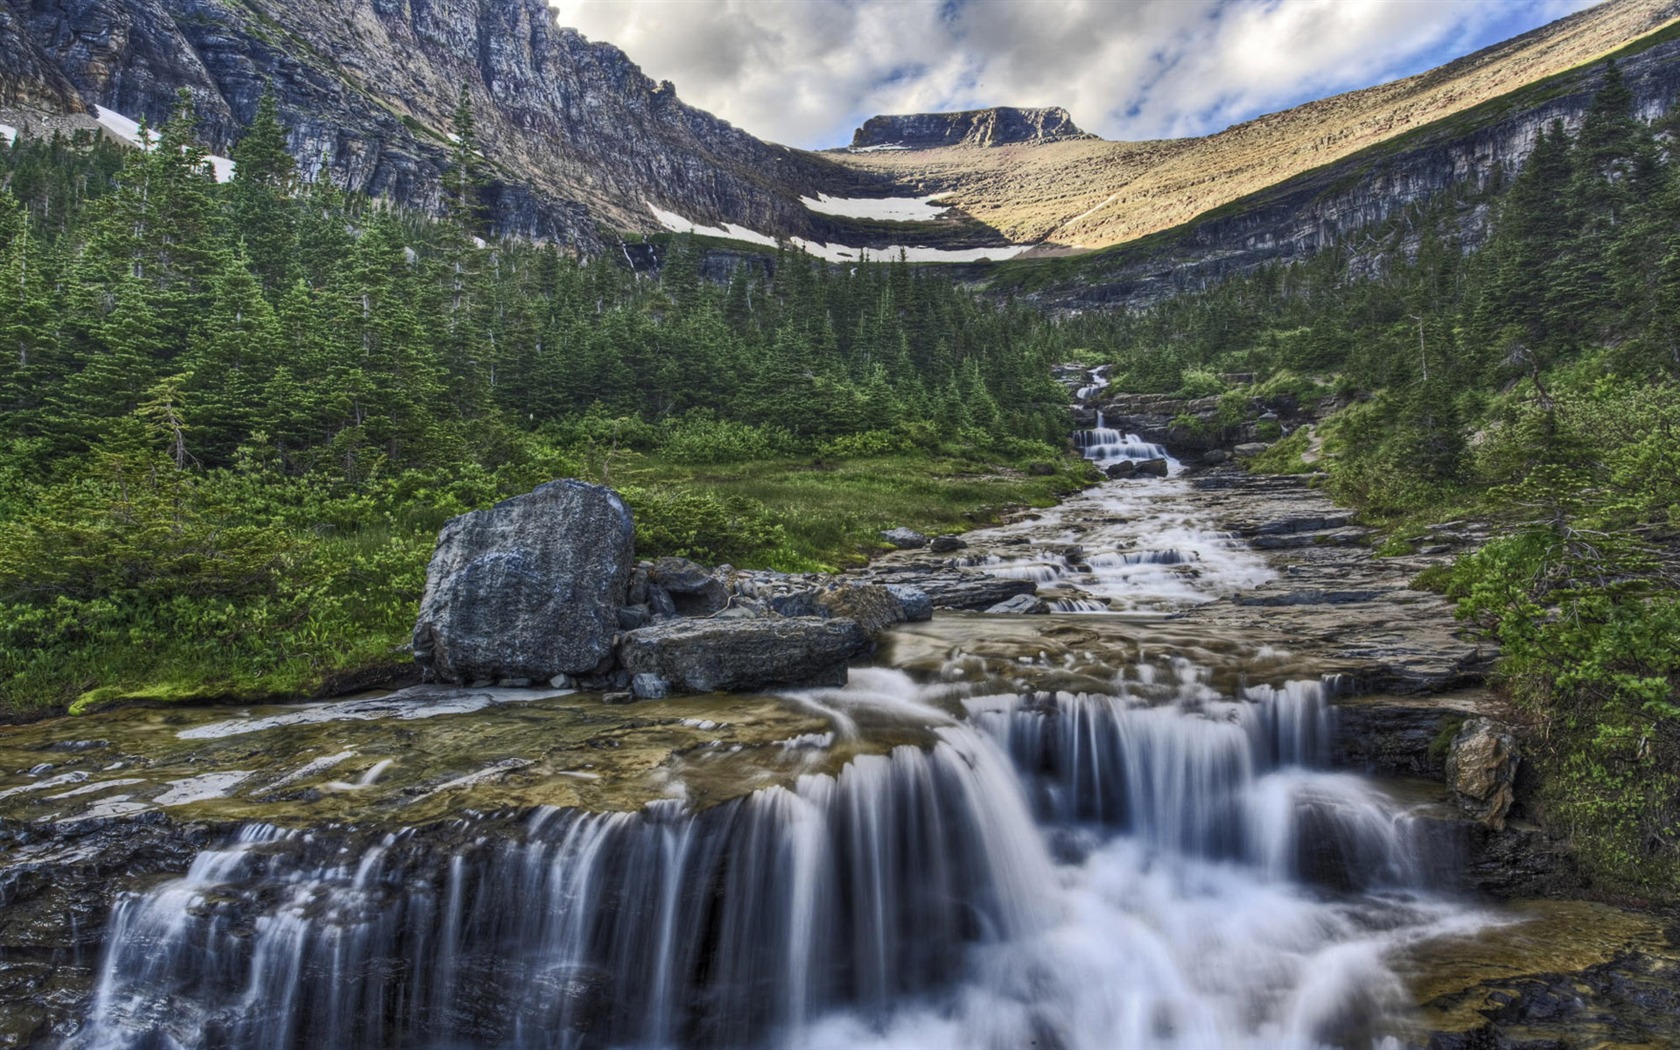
833 0 1680 254
0 0 891 250
987 24 1680 309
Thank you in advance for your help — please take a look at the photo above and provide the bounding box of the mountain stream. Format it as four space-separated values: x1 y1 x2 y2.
4 372 1674 1049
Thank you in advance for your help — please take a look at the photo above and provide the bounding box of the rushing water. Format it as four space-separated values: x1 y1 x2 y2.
66 374 1487 1049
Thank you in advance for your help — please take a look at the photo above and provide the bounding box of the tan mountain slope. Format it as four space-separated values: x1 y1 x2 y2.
834 0 1680 255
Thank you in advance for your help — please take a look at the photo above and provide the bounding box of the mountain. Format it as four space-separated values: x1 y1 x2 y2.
831 0 1680 254
0 0 1677 267
0 0 894 252
850 107 1087 150
989 22 1680 309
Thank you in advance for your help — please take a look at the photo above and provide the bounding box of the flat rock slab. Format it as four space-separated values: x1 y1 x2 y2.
413 480 634 683
618 617 873 693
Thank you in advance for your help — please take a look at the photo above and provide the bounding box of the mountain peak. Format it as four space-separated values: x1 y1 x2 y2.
849 106 1086 150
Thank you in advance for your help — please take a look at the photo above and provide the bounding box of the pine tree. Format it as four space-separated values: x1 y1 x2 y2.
229 86 299 296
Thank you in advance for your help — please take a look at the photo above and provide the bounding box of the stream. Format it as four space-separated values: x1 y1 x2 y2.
2 372 1677 1049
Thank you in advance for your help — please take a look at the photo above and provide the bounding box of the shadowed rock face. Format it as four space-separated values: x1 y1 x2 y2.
413 480 634 683
850 106 1085 149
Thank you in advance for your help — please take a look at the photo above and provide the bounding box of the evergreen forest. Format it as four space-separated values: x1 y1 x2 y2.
0 89 1084 718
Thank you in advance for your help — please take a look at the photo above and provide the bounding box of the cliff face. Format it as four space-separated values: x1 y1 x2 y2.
1005 37 1680 310
1 0 882 249
850 107 1085 149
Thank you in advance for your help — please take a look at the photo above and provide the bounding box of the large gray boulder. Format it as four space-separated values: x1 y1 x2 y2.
413 480 635 683
618 617 872 693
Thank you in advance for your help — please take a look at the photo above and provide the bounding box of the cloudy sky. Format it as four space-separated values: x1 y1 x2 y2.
548 0 1597 149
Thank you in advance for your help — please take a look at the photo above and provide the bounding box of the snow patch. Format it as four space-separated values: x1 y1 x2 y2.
800 193 949 222
847 144 909 153
648 203 779 248
93 105 236 183
0 124 16 146
648 201 1030 264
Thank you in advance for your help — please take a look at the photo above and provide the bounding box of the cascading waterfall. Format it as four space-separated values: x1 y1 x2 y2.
71 666 1467 1050
1075 411 1172 464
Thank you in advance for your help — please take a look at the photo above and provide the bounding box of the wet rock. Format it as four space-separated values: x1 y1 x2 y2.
880 527 928 550
984 594 1050 615
630 674 670 700
413 480 634 684
617 617 873 693
1135 457 1170 478
1446 718 1521 830
929 535 968 553
862 569 1038 612
816 583 907 634
1104 461 1137 479
885 585 934 623
647 557 730 616
1233 443 1270 458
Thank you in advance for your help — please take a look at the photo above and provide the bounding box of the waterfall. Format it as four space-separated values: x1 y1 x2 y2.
72 664 1465 1050
1075 412 1171 464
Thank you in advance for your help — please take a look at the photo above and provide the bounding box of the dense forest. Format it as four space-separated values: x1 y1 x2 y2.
1069 64 1680 896
0 88 1083 717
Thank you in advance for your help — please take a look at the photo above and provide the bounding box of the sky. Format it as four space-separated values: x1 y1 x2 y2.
547 0 1599 149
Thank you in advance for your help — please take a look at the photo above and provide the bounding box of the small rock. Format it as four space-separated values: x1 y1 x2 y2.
648 557 730 616
1445 718 1521 830
929 535 968 553
984 594 1050 615
1199 449 1232 467
1233 443 1270 458
880 527 928 549
816 583 907 634
1105 460 1137 480
885 584 934 622
1135 458 1170 478
617 605 650 630
547 673 574 689
496 678 533 688
630 673 670 700
603 691 634 705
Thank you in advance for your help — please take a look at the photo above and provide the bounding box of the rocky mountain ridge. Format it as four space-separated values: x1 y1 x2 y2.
848 106 1086 150
835 0 1680 252
1 0 1677 277
992 29 1680 309
0 0 891 251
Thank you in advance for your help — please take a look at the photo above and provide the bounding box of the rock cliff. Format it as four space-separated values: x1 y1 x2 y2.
850 106 1085 150
0 0 882 249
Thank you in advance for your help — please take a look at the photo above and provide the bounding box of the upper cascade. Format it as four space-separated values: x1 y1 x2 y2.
849 106 1087 149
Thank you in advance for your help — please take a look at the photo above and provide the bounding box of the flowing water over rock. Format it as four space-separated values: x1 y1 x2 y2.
4 376 1675 1048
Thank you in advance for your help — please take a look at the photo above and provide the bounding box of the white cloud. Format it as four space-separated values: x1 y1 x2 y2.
549 0 1598 149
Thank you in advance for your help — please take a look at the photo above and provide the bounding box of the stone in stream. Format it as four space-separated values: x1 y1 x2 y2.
1105 460 1137 479
1446 718 1521 830
815 582 907 634
884 584 934 622
1135 457 1170 477
413 480 634 684
880 527 928 549
984 594 1050 615
617 617 873 693
929 534 968 553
